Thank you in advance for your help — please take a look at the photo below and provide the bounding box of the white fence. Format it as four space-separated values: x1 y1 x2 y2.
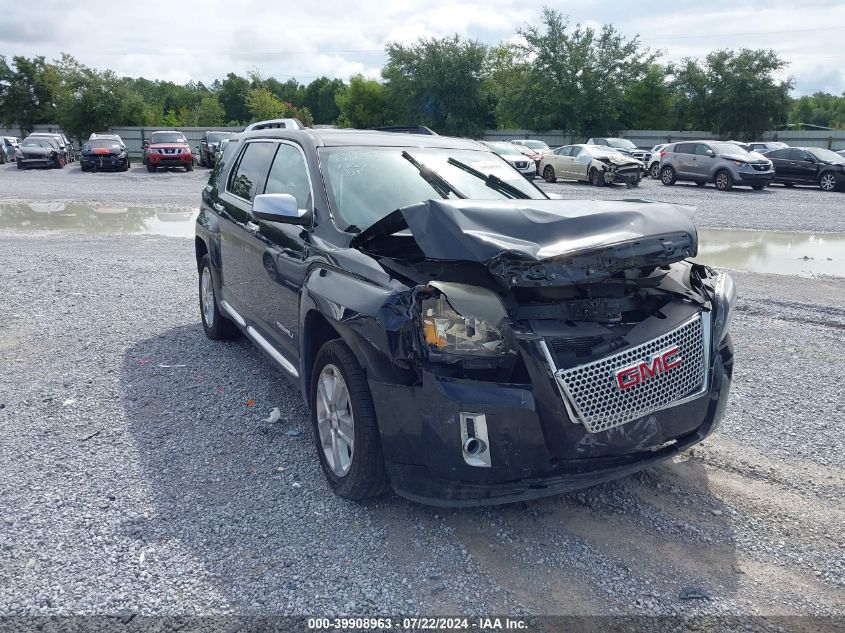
483 129 845 151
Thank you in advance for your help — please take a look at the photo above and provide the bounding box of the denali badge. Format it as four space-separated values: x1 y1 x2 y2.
615 346 683 390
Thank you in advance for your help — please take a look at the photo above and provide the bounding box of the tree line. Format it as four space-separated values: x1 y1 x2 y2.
2 8 843 142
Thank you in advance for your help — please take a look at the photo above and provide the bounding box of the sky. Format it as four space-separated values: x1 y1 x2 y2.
1 0 843 95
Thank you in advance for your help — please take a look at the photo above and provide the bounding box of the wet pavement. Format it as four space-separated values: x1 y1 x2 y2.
1 201 842 278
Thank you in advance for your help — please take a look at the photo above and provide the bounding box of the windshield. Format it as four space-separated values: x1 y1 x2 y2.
320 147 546 230
22 138 53 148
88 140 122 149
809 148 845 162
207 132 233 143
150 132 186 144
710 142 749 155
520 140 549 151
484 142 523 157
604 138 637 149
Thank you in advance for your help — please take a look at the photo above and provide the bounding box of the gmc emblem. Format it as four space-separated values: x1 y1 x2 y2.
615 346 683 390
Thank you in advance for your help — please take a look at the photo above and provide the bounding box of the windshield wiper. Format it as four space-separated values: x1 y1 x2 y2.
446 157 530 199
401 151 466 199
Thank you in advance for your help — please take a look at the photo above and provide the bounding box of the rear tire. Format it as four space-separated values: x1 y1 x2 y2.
660 165 676 185
311 340 390 501
199 154 207 168
198 254 239 340
649 162 660 179
542 165 556 183
714 170 733 191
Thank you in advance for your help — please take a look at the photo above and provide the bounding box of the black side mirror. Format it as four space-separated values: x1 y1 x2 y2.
804 156 815 163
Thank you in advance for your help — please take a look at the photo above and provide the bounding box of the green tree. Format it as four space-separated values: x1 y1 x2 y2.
621 64 678 129
302 76 345 124
789 92 845 129
335 75 390 128
671 49 792 139
485 43 531 130
245 87 313 126
383 35 493 136
0 55 60 134
216 73 251 124
506 8 659 135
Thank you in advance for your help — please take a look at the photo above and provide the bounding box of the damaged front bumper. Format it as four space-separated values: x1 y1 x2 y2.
370 334 733 507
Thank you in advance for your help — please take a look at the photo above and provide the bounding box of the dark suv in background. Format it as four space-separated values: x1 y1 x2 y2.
764 147 845 192
195 127 735 506
198 131 236 168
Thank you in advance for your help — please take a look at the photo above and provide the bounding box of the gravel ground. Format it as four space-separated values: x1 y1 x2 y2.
0 162 844 627
2 161 845 232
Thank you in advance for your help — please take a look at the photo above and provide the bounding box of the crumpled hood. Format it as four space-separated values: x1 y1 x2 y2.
354 198 698 275
592 153 641 166
722 152 769 164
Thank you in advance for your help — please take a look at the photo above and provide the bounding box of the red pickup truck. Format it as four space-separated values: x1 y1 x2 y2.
143 131 194 172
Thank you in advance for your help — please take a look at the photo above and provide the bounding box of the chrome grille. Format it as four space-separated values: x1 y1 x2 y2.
551 313 709 434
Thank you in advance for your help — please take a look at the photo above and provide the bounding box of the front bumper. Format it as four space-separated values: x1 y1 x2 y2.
147 154 192 167
81 155 128 170
609 168 643 185
734 170 774 185
17 156 53 167
371 339 733 506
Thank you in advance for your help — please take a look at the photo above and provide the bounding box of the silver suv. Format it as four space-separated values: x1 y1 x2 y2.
659 140 774 191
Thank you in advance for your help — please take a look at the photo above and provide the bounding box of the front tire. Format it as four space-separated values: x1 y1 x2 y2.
660 165 676 185
198 254 239 340
147 164 156 172
714 169 733 191
542 165 556 183
311 340 390 501
589 167 605 187
819 172 838 192
186 162 194 172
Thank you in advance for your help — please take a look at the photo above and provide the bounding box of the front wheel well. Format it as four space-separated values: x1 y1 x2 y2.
302 311 342 401
195 237 208 270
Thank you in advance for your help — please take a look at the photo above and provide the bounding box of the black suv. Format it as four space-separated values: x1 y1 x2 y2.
196 128 736 506
198 131 236 168
765 146 845 192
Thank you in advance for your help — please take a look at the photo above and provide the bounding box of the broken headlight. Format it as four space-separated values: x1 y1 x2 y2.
712 272 737 345
421 293 510 358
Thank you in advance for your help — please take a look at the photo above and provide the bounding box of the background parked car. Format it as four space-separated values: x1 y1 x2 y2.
15 136 65 169
660 141 774 191
1 136 21 164
30 132 72 164
510 139 551 160
479 141 537 178
540 144 643 186
646 143 669 179
143 131 193 172
512 144 542 171
80 138 130 172
586 137 651 165
766 146 845 192
198 131 235 168
747 141 789 153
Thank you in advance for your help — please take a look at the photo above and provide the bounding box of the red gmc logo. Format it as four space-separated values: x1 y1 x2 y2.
615 346 683 390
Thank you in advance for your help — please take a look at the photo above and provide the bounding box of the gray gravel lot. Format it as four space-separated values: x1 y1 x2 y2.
2 161 844 232
0 163 844 625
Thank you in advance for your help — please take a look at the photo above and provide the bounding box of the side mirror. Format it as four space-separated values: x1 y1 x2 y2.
706 149 715 157
252 193 310 225
804 156 815 163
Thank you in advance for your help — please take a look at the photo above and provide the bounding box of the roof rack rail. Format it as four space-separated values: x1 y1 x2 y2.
244 118 305 132
370 125 437 136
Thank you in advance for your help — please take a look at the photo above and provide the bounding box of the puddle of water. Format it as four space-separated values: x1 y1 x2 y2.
1 202 842 278
0 202 198 238
696 229 844 278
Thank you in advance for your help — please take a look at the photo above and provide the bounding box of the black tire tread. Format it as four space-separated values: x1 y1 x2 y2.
311 340 390 501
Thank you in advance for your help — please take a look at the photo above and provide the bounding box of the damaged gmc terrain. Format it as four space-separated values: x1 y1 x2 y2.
195 128 735 506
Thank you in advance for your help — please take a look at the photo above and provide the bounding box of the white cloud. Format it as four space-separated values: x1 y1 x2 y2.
0 0 842 94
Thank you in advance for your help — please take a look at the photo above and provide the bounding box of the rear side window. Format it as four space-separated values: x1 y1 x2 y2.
767 149 787 159
674 143 695 154
228 142 276 201
264 144 312 210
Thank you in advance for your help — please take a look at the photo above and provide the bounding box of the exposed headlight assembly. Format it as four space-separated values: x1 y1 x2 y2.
712 272 737 345
420 282 512 358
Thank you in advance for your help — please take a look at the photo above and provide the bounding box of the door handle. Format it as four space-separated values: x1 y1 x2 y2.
245 221 260 233
213 202 224 212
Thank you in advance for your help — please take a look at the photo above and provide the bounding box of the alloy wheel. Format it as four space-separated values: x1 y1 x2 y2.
316 364 355 476
820 173 836 191
200 267 215 327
